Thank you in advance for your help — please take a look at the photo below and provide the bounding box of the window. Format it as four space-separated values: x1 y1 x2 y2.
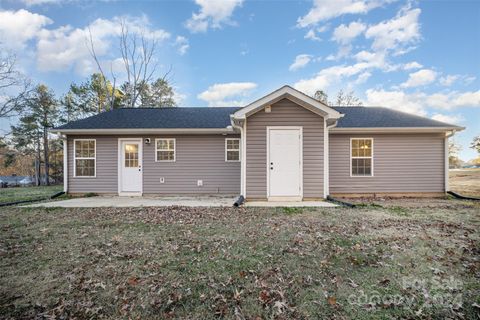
156 138 175 162
124 144 138 167
74 139 96 177
351 138 373 176
225 138 240 161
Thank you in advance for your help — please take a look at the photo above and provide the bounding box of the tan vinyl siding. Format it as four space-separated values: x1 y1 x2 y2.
245 98 324 199
68 134 240 195
329 133 446 194
68 136 117 193
143 135 240 194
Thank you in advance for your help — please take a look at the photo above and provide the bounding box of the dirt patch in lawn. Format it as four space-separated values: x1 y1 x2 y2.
450 168 480 198
1 200 479 319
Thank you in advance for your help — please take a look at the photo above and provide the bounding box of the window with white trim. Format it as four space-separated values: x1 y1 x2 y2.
74 139 96 177
156 138 175 162
225 138 240 162
351 138 373 176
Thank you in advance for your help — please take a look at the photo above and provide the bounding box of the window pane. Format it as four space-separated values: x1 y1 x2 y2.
157 151 174 161
227 139 239 149
75 140 95 157
76 159 95 176
157 139 174 151
227 150 239 161
352 158 372 176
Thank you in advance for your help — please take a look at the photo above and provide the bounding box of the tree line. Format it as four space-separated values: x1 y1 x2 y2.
0 21 177 185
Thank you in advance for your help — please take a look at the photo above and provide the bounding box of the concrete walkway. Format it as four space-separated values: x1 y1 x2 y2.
26 195 237 208
25 196 337 208
245 200 337 207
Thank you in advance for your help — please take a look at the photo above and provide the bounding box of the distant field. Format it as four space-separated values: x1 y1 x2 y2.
449 168 480 197
0 185 63 204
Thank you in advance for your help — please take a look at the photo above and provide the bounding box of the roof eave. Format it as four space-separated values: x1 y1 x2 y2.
330 126 465 133
51 127 236 135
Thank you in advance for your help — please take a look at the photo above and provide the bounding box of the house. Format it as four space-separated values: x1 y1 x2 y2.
53 86 464 200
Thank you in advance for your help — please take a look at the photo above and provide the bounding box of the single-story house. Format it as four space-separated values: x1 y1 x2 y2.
53 86 464 200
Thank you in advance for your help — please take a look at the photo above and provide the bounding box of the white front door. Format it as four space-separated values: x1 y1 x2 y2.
268 128 302 199
119 139 142 194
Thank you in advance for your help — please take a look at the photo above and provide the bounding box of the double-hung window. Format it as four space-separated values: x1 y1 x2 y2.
225 138 240 162
351 138 373 176
156 138 175 162
74 139 96 177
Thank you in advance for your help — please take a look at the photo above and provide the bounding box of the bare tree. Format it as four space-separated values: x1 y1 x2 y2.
0 49 31 119
87 19 170 109
86 29 118 112
335 89 363 106
313 90 329 105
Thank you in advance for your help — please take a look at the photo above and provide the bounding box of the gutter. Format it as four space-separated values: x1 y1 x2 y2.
50 128 236 135
331 126 465 133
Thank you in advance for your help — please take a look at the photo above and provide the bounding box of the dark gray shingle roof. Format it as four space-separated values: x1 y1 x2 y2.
332 106 461 128
55 106 461 130
56 107 242 130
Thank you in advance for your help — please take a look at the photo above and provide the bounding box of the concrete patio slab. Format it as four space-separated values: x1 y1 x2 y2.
25 195 237 208
244 200 337 207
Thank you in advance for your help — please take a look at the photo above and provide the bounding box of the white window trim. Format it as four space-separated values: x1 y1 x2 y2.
350 137 374 177
155 138 176 162
73 139 96 178
225 138 241 162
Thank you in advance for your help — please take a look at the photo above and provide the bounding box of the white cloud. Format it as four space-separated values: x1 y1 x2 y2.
185 0 243 33
20 0 61 5
366 88 480 116
304 25 329 41
355 71 371 84
304 29 322 41
326 45 352 61
174 36 189 55
36 15 170 73
294 62 372 95
365 6 421 54
198 82 257 107
365 88 427 115
0 9 52 49
400 69 437 88
297 0 386 28
403 61 423 70
332 21 366 44
439 75 459 86
289 54 313 71
431 113 464 125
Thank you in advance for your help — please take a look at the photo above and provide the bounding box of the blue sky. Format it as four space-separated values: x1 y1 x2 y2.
0 0 479 160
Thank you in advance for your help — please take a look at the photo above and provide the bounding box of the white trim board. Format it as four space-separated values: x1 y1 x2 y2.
53 128 235 135
350 137 374 178
73 138 97 178
233 85 343 120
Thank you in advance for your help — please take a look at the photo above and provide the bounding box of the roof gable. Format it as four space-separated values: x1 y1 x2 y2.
232 85 343 120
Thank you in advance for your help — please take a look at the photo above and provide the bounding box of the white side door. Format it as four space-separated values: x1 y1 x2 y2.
119 139 142 194
268 128 302 199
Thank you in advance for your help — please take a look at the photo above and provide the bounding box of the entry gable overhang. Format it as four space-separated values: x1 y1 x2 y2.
232 85 344 120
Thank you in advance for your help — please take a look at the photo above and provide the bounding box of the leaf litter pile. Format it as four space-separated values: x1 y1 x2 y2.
1 199 479 319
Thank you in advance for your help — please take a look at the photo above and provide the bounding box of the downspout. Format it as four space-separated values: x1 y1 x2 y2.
324 119 338 198
59 133 68 193
230 116 246 198
445 130 457 192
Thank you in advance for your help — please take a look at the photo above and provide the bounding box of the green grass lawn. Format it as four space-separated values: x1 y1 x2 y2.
0 185 63 204
1 199 479 319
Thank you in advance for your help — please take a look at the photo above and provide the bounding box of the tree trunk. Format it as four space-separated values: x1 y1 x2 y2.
35 134 41 186
43 127 50 186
